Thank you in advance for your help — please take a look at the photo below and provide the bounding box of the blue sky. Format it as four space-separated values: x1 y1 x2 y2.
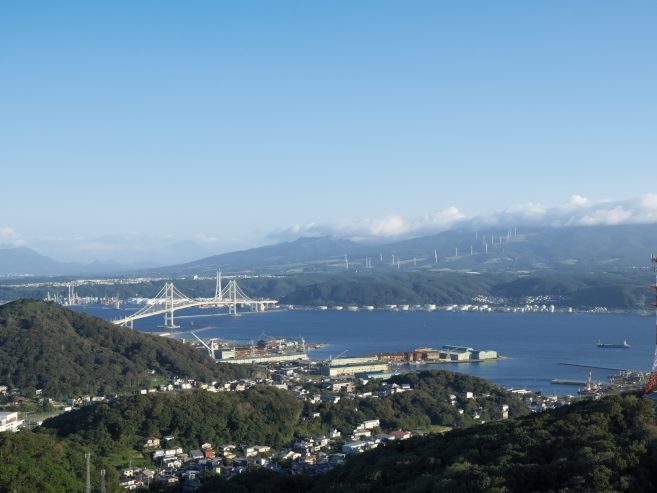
1 2 656 263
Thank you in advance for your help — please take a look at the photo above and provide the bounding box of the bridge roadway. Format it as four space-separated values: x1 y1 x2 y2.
111 278 278 327
112 298 277 326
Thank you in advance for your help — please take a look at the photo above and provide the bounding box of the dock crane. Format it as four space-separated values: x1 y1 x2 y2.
329 349 349 363
191 332 215 361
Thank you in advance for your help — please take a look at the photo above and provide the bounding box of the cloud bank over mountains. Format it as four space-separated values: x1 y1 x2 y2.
3 194 657 264
0 227 25 248
268 194 657 242
267 207 467 243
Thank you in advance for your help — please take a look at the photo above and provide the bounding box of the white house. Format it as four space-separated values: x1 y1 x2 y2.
0 412 23 432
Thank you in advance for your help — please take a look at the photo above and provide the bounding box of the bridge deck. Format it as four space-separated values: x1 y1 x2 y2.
113 298 277 326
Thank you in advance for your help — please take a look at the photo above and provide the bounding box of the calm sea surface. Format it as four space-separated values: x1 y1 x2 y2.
75 305 655 396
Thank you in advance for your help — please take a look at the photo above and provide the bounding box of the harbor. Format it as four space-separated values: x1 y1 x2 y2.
71 305 654 396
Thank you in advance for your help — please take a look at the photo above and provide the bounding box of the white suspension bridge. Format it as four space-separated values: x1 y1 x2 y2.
112 273 277 328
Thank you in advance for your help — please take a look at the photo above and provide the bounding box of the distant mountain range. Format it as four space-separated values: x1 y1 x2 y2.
0 246 103 277
3 223 657 277
160 236 366 274
154 223 657 275
0 246 147 277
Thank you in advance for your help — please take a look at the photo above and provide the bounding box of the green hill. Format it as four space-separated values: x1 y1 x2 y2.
42 387 302 454
317 393 657 493
41 371 527 459
199 393 657 493
0 299 250 398
0 430 120 493
296 371 529 440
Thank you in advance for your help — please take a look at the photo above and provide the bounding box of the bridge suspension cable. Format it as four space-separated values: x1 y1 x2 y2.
113 276 276 328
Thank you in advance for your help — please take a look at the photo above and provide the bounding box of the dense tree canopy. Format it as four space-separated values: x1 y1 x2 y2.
199 394 657 493
43 387 303 454
0 431 119 493
0 300 253 398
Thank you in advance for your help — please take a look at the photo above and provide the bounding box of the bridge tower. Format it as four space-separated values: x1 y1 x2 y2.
644 256 657 394
227 280 239 316
215 271 223 301
161 282 179 328
67 284 77 306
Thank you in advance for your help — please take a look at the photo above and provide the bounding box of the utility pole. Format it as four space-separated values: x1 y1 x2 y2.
85 452 91 493
100 469 106 493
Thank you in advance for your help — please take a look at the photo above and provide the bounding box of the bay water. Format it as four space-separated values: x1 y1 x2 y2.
76 305 654 395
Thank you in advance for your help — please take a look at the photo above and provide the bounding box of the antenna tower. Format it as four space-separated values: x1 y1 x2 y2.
643 255 657 394
100 469 107 493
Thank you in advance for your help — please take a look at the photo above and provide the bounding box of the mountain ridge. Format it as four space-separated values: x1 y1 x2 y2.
154 223 657 274
5 223 657 277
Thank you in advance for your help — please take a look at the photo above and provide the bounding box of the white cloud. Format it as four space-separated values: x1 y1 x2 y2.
0 227 25 247
471 194 657 230
193 234 219 244
268 194 657 243
268 207 467 242
568 194 590 207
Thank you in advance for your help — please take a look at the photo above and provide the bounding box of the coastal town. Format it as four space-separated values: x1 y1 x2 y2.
1 350 596 492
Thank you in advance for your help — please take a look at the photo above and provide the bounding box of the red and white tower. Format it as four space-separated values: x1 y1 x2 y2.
643 255 657 394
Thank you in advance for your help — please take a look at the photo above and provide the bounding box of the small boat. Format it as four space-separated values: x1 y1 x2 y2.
551 379 587 386
596 339 630 349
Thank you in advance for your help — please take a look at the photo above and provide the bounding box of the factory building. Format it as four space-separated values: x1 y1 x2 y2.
471 349 498 360
322 361 389 377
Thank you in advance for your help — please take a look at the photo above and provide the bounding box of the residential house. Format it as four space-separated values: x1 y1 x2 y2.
0 412 23 433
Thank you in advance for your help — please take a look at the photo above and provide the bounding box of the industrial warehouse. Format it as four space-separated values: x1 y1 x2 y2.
377 345 499 364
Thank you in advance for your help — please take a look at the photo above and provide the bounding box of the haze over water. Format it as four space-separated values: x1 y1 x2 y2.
78 306 653 396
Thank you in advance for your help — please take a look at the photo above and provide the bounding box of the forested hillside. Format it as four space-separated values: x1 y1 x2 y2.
41 371 528 458
198 393 657 492
0 431 120 493
298 371 529 438
42 387 302 455
0 300 251 398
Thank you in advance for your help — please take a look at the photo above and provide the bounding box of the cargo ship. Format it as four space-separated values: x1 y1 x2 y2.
596 339 630 349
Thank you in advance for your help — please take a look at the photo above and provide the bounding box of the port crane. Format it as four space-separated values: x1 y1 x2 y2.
329 349 349 362
191 332 215 360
